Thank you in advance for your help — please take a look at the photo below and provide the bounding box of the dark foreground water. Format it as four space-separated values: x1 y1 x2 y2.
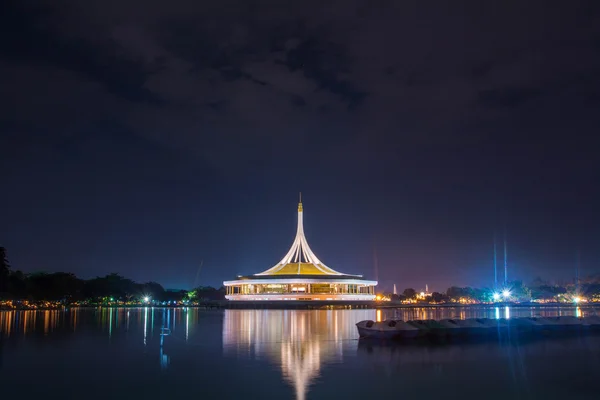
1 306 600 400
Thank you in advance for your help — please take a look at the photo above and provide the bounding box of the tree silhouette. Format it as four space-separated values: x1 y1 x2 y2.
446 286 465 300
84 273 138 300
141 281 166 301
193 285 225 301
430 292 447 303
0 247 11 295
27 272 84 301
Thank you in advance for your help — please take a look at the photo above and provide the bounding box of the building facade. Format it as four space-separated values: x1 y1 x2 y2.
223 198 377 301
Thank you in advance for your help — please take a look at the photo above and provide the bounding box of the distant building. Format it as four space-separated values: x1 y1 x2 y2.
223 198 377 301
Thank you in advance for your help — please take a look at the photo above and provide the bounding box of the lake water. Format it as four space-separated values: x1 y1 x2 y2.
1 306 599 400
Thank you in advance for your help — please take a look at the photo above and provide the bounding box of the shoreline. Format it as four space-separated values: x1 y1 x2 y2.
1 301 598 311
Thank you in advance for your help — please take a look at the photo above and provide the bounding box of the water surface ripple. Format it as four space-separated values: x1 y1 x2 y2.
1 306 599 400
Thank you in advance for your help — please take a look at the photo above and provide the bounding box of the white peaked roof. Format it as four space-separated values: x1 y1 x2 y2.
255 199 359 276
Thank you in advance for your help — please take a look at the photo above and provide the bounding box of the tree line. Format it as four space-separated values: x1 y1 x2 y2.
391 277 600 303
0 247 224 303
3 246 600 304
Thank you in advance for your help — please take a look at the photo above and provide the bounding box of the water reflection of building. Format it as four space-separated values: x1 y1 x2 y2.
223 309 373 400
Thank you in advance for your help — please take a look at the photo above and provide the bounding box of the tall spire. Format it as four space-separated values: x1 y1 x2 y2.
256 198 354 276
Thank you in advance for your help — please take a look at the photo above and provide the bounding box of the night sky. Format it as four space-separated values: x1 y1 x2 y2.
1 1 599 291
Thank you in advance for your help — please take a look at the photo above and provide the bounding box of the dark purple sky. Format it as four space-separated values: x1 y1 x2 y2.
1 0 600 291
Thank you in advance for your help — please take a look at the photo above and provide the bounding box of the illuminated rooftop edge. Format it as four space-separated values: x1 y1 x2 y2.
223 278 378 286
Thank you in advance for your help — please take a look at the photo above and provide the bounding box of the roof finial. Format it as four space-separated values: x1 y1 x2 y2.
298 192 303 212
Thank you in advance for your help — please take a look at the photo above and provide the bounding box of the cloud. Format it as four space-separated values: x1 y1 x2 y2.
2 0 600 286
2 0 600 178
478 86 544 109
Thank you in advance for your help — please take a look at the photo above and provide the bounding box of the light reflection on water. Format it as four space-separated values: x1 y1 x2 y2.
374 305 594 321
0 306 593 338
222 309 373 400
0 306 599 400
219 306 595 399
0 306 203 339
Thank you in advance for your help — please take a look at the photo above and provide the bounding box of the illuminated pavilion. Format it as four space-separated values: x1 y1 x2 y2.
224 197 377 301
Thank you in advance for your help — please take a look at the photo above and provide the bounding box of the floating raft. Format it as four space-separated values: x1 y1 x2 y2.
356 316 600 341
